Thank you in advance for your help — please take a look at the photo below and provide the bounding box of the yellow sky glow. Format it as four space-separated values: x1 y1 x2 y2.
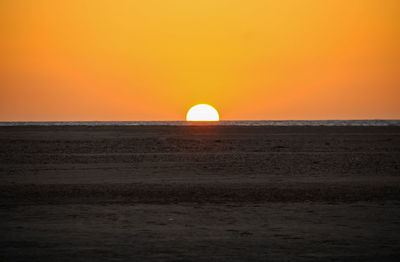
1 0 399 120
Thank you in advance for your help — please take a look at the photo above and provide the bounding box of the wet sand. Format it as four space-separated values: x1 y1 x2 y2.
1 126 400 261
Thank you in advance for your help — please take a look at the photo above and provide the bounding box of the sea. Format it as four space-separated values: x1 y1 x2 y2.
0 120 399 126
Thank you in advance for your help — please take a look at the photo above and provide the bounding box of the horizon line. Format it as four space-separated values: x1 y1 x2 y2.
1 119 400 123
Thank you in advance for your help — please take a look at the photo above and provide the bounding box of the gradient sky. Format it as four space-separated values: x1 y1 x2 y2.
1 0 399 121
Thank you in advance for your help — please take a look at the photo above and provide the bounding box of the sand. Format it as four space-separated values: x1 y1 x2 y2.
1 125 400 261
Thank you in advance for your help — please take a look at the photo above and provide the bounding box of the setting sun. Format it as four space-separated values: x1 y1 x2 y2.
186 104 219 121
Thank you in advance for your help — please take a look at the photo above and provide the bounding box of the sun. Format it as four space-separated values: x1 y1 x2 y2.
186 104 219 121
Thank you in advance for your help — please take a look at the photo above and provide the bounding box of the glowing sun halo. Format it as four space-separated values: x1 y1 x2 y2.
186 104 219 121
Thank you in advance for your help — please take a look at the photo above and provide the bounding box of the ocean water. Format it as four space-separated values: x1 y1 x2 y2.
0 120 399 126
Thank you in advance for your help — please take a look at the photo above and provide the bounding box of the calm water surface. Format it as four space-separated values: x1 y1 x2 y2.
0 120 399 126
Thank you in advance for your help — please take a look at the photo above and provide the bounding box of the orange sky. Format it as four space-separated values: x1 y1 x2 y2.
1 0 399 121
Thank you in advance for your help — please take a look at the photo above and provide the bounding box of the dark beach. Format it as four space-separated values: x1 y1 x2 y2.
1 125 400 261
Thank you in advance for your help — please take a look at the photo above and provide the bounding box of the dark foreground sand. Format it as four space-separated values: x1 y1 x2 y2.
1 125 400 261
